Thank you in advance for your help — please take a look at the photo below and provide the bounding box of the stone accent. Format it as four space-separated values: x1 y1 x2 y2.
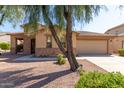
35 48 76 56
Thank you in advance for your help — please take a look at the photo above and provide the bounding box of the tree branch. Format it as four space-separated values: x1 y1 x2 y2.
0 6 5 25
0 13 5 25
42 6 67 56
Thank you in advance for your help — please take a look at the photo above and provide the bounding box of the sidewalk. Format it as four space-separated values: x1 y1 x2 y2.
14 55 57 61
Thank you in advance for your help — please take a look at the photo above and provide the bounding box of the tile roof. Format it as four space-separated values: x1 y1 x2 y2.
77 31 115 36
105 23 124 33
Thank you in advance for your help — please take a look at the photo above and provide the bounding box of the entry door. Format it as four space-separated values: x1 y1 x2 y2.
31 39 35 54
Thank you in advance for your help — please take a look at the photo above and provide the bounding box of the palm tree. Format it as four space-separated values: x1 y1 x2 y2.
0 5 102 71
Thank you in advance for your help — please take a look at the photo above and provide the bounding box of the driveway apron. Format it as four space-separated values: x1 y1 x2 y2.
76 55 124 74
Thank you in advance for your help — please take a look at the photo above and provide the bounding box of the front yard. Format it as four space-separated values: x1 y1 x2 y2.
0 53 106 88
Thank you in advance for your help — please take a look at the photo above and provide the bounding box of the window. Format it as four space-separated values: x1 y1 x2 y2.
46 36 52 48
60 37 66 48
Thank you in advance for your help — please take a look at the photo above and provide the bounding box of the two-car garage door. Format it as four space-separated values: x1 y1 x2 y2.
77 40 108 55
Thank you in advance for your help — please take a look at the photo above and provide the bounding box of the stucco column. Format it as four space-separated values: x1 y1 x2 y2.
10 36 16 54
35 31 46 56
23 36 31 54
72 33 77 55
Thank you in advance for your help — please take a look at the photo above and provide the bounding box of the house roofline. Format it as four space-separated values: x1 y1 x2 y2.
105 23 124 33
8 32 24 35
20 23 46 28
77 34 116 37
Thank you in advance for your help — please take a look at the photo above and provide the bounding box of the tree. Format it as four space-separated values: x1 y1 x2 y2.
0 5 102 71
0 42 10 52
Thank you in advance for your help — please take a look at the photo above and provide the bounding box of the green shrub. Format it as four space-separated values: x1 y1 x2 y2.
77 68 85 76
75 71 124 88
56 54 66 65
0 42 10 51
118 48 124 56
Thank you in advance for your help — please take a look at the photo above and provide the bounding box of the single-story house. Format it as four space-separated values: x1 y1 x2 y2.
10 23 124 56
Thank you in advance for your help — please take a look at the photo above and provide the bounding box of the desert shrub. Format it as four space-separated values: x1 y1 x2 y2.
56 54 66 65
0 42 10 51
118 48 124 56
77 68 85 76
75 71 124 88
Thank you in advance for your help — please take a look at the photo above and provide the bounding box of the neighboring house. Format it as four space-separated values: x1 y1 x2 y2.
9 23 116 56
0 32 10 43
105 23 124 53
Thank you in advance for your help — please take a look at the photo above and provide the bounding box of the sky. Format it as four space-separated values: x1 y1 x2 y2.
0 5 124 33
76 5 124 33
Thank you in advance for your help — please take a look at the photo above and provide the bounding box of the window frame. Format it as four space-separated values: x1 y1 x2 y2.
60 36 66 48
46 35 52 48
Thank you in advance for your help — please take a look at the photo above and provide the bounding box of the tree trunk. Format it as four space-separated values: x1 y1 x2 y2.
64 6 79 71
42 5 79 71
0 6 5 25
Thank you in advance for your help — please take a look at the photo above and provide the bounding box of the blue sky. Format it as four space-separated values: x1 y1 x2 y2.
76 5 124 33
0 5 124 33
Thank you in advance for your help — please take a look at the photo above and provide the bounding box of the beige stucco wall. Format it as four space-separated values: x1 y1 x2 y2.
35 29 77 56
35 30 46 48
108 39 114 54
36 30 77 48
11 35 16 54
23 35 31 54
111 36 124 53
72 33 77 48
35 30 57 49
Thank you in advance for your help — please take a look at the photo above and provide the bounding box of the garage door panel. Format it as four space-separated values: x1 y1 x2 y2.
77 40 107 54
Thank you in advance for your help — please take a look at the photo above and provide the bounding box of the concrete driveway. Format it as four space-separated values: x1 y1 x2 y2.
76 55 124 74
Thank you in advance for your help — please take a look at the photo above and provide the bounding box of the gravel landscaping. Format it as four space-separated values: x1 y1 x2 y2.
0 53 106 88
